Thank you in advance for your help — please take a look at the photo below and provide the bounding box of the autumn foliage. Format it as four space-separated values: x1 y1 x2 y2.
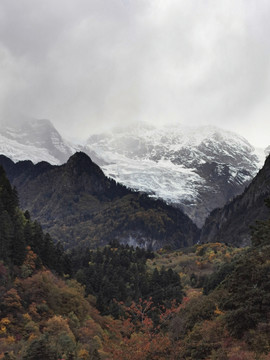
2 164 270 359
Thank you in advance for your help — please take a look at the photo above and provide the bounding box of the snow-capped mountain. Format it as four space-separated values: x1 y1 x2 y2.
0 118 76 165
0 118 265 227
85 123 265 227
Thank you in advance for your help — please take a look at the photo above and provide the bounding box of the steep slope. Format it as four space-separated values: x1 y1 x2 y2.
0 117 109 167
0 153 199 250
0 164 67 273
200 155 270 246
86 123 264 227
0 118 77 164
0 119 264 228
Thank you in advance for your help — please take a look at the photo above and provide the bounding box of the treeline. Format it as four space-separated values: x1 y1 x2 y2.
70 240 183 317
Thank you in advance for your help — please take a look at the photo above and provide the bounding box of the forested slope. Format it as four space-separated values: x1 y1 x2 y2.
2 153 270 359
0 153 199 250
200 155 270 246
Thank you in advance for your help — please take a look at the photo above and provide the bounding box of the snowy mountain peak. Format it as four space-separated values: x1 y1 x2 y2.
102 122 254 150
86 123 264 227
0 118 77 165
87 123 257 168
0 118 266 227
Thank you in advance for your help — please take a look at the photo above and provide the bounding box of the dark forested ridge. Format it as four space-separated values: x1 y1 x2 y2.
0 152 199 250
200 154 270 246
0 165 68 274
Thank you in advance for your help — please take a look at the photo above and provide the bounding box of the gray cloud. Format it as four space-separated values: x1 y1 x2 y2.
0 0 270 147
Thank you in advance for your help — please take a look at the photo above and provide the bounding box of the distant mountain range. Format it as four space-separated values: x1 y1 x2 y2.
0 152 199 250
85 123 266 226
0 118 267 227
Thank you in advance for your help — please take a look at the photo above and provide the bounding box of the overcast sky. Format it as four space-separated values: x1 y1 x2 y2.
0 0 270 147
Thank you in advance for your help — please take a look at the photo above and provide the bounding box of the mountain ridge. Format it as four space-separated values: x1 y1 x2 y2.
86 122 265 226
0 152 199 250
0 118 267 227
200 154 270 246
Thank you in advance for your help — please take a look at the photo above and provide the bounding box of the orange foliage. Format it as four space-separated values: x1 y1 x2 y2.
21 246 38 277
103 298 180 359
78 319 103 344
44 315 74 339
2 288 22 312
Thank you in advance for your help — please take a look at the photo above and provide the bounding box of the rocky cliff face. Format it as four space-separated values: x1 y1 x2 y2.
200 155 270 246
0 153 199 250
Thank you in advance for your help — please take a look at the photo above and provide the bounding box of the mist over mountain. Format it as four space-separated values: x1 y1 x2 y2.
0 118 76 164
0 118 266 227
0 118 107 166
86 122 265 227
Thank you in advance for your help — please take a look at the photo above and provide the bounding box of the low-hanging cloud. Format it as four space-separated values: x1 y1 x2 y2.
0 0 270 146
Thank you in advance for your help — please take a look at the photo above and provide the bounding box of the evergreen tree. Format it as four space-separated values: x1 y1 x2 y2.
10 210 26 266
23 336 57 360
0 166 65 274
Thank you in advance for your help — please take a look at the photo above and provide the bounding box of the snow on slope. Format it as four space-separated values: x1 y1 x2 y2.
86 123 264 226
0 133 60 164
0 118 266 227
0 118 77 165
104 157 204 205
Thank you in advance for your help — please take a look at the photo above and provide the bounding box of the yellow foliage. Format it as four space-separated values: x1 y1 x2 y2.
208 251 215 261
93 335 102 349
0 318 10 326
98 350 110 358
23 313 32 321
6 336 15 344
0 326 6 334
0 318 11 334
45 315 74 339
185 288 202 299
78 348 90 360
28 333 38 342
214 304 224 316
3 288 22 310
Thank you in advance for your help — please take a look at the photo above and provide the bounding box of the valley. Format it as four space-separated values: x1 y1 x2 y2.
1 119 270 359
